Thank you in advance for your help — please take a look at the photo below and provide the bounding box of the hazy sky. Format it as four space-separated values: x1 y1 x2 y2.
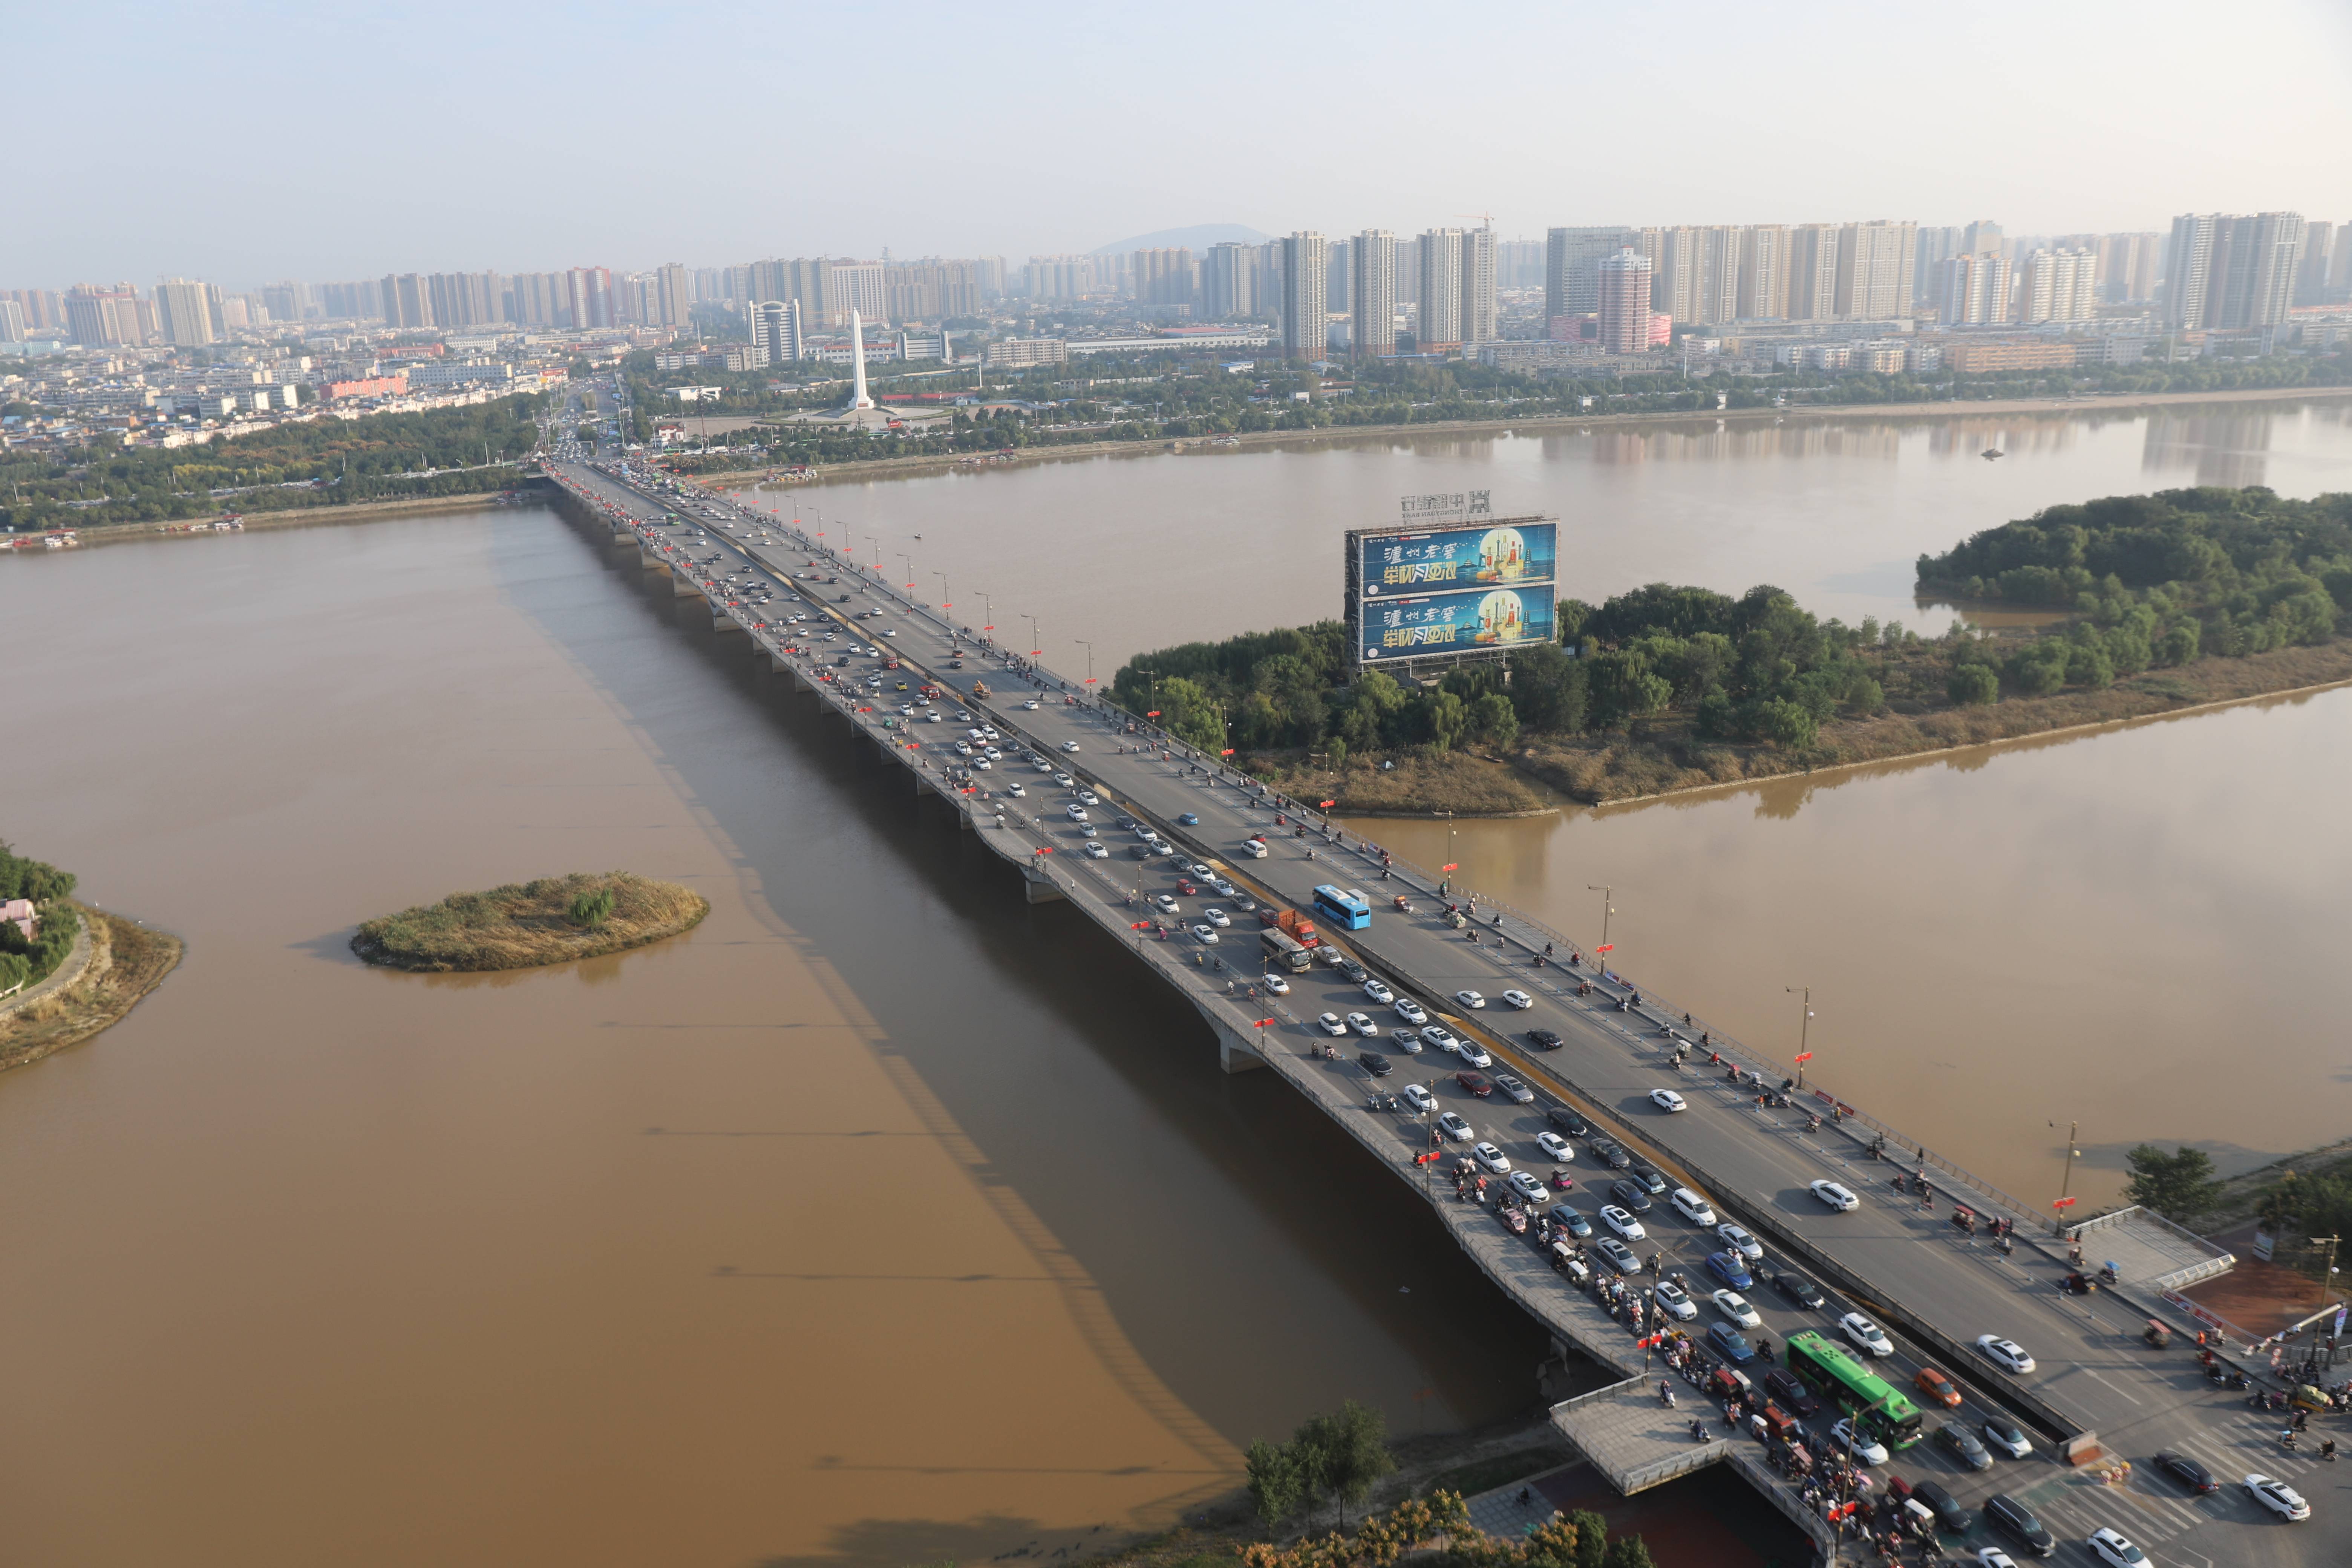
13 0 2352 287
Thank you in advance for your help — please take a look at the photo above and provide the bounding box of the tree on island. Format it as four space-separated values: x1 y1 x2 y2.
2123 1144 2223 1221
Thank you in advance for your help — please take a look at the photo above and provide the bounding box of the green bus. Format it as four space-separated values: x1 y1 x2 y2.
1785 1331 1925 1449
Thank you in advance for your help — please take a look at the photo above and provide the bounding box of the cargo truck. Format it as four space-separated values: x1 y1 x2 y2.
1259 907 1319 948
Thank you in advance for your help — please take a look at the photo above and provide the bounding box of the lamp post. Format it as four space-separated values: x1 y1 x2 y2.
1024 614 1041 658
2050 1119 2081 1236
866 534 879 574
898 553 914 593
1587 884 1614 972
1787 985 1813 1092
934 571 950 611
1075 638 1095 688
980 591 994 635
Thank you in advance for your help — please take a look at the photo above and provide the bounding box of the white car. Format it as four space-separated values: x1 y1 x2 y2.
1470 1141 1512 1175
1974 1552 2017 1568
1535 1131 1575 1163
1420 1025 1459 1053
1599 1205 1646 1241
1507 1171 1549 1204
1436 1111 1474 1142
1668 1189 1717 1226
1712 1290 1761 1329
1455 1038 1492 1068
1077 791 1099 805
1054 772 1075 788
1187 862 1213 879
1004 781 1025 796
1975 1335 2036 1375
1841 1313 1894 1357
1810 1179 1860 1211
1393 997 1428 1025
1345 1012 1378 1037
1716 1223 1762 1261
1065 804 1088 821
2086 1528 2147 1568
1402 1083 1437 1113
1500 989 1534 1009
1021 699 1041 710
1455 990 1487 1009
1655 1280 1697 1320
1202 908 1231 928
1316 1012 1348 1037
1362 979 1394 1005
1152 894 1180 914
1262 974 1289 995
2243 1474 2310 1521
1829 1418 1889 1467
1240 838 1268 858
1083 843 1108 859
1061 741 1080 753
1649 1088 1688 1113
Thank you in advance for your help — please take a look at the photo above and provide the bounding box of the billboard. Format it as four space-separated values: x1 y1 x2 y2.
1356 584 1556 663
1358 520 1556 599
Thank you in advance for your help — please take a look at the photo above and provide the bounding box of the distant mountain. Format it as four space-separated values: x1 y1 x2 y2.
1088 223 1272 256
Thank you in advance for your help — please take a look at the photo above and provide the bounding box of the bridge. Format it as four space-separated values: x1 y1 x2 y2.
542 454 2338 1568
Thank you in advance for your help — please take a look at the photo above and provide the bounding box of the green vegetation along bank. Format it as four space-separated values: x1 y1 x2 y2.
0 906 183 1074
1109 485 2352 811
350 871 709 973
0 839 83 996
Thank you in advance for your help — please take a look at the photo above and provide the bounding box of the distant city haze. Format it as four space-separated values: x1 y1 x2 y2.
9 0 2350 284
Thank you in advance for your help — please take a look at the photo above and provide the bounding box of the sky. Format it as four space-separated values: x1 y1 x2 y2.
11 0 2352 288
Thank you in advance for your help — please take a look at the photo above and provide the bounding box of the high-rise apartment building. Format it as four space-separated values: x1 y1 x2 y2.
64 284 142 346
1498 239 1543 289
2332 222 2352 300
1132 248 1197 308
1596 248 1652 355
1934 253 2013 325
1738 225 1791 320
1914 227 1963 304
1279 231 1328 361
1786 225 1841 321
2018 248 2097 325
1200 242 1256 319
2165 212 2305 330
1642 226 1744 327
2294 226 2336 306
1833 221 1917 320
0 300 21 342
1460 227 1496 346
656 263 692 328
1544 227 1637 324
565 267 614 331
749 299 803 366
826 262 887 327
1352 230 1396 358
1963 220 2004 258
1417 228 1463 347
2092 233 2161 303
155 279 216 346
259 280 311 323
381 273 434 330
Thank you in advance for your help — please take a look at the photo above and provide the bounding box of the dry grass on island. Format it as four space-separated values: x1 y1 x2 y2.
1249 750 1553 817
350 871 709 973
1 907 184 1074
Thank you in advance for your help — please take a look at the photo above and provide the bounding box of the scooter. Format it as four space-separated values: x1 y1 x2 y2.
1689 1420 1710 1444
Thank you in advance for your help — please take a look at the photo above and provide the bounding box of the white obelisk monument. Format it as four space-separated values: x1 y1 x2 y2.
849 310 875 410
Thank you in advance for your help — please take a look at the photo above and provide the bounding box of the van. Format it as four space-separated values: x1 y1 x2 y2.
1669 1188 1718 1226
1981 1494 2056 1557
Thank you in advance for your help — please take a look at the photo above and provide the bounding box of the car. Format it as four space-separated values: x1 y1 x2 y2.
1456 1038 1493 1069
1083 842 1109 859
1536 1131 1575 1163
1606 1180 1653 1213
1809 1179 1860 1211
1712 1290 1761 1328
1060 741 1080 752
1387 1028 1421 1054
1187 862 1212 879
1668 1188 1717 1225
1526 1028 1562 1050
1190 925 1219 944
1979 1417 2032 1460
1005 780 1025 796
1346 1012 1378 1036
1176 812 1199 825
1492 1073 1535 1105
1077 791 1100 806
1262 973 1289 995
1599 1205 1646 1240
1420 1025 1459 1053
1470 1141 1511 1175
1358 1051 1393 1078
1840 1314 1893 1357
1707 1322 1755 1364
1152 893 1180 914
1316 1012 1348 1036
2243 1474 2311 1521
1547 1168 1576 1192
1436 1112 1474 1141
1654 1280 1697 1320
1649 1088 1688 1113
1761 1369 1819 1418
1553 1206 1594 1239
1545 1105 1591 1137
1456 1070 1496 1097
2086 1527 2147 1567
2151 1450 2215 1493
1772 1271 1826 1309
1393 998 1428 1025
1587 1136 1632 1170
1455 990 1487 1009
1507 1171 1549 1204
1828 1417 1888 1465
1240 838 1268 858
1909 1481 1967 1535
1914 1367 1960 1409
1936 1423 1993 1471
1065 804 1088 822
1362 979 1394 1005
1054 772 1075 787
1021 698 1039 710
1500 989 1533 1009
1401 1083 1437 1113
1716 1223 1762 1261
1595 1237 1640 1273
1706 1251 1753 1288
1203 908 1231 928
1625 1162 1668 1195
1980 1495 2053 1557
1975 1335 2035 1375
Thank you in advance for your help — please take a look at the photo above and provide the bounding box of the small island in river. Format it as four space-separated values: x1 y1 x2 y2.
351 871 709 973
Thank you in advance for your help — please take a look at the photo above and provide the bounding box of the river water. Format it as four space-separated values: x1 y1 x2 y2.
5 396 2350 1565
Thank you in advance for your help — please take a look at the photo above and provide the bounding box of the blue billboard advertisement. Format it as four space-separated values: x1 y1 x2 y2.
1357 584 1557 663
1358 520 1557 599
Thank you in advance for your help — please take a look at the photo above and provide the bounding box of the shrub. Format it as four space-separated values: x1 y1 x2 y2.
1947 663 2000 705
569 888 616 928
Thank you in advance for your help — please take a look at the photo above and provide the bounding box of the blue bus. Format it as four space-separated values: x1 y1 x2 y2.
1311 885 1371 931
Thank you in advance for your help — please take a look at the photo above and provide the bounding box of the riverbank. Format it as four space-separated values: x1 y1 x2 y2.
0 906 183 1074
1517 640 2352 805
6 485 551 554
1247 751 1555 817
710 383 2352 492
349 871 709 972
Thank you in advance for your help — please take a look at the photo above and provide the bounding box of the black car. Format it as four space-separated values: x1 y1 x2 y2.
1527 1029 1563 1050
1934 1423 1992 1471
947 658 964 669
1762 1369 1819 1419
2153 1450 2218 1493
1909 1480 1966 1535
1588 1136 1633 1169
1625 1162 1668 1196
1607 1179 1654 1214
1545 1104 1591 1137
1980 1493 2054 1557
1358 1051 1393 1078
1772 1271 1827 1309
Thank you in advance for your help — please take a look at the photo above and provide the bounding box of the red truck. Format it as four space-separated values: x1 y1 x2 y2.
1259 907 1319 948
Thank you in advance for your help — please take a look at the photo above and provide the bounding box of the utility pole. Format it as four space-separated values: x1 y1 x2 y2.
1787 985 1813 1092
1075 639 1094 687
1587 884 1614 971
2051 1119 2081 1237
1024 614 1041 657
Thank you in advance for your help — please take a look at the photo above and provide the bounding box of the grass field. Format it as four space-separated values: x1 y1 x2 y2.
349 871 709 973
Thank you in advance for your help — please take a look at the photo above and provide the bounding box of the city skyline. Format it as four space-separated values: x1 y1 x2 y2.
8 1 2350 283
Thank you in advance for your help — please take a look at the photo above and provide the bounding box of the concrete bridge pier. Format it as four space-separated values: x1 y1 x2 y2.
1199 1009 1269 1075
672 572 700 598
712 605 744 634
638 548 666 573
1022 864 1066 905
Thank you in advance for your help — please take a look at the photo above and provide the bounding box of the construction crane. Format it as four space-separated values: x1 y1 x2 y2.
1455 211 1496 228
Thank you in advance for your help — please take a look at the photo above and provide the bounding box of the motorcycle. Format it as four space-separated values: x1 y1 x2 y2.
1660 1381 1677 1408
1805 1115 1823 1133
1689 1420 1710 1444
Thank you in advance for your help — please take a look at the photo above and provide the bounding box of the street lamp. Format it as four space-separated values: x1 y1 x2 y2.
979 591 994 634
898 553 914 592
1024 614 1041 657
933 571 950 611
1075 638 1095 687
866 534 879 573
1787 985 1813 1093
1587 884 1614 972
2050 1119 2081 1237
